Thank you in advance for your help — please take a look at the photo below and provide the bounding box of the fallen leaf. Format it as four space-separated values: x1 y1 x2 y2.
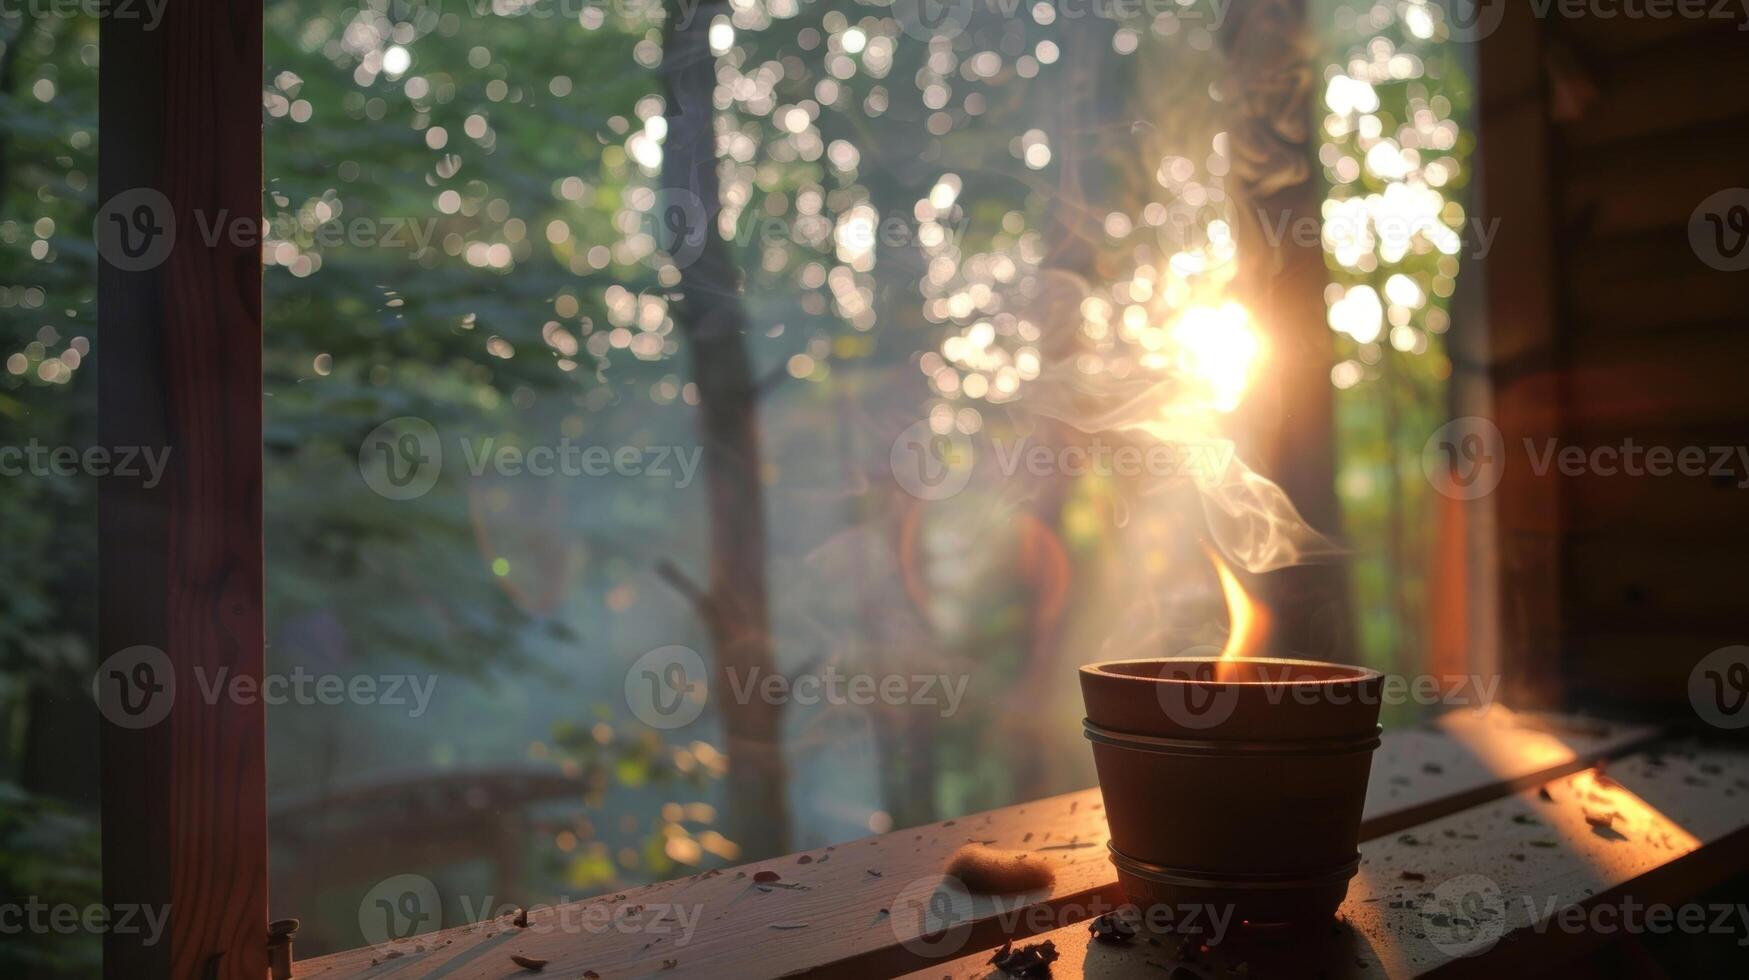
989 939 1060 977
1088 912 1137 944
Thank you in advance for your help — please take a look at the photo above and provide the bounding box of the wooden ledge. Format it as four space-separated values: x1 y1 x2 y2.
298 708 1656 978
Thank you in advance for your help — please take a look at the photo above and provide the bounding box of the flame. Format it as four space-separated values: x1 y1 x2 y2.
1208 546 1268 681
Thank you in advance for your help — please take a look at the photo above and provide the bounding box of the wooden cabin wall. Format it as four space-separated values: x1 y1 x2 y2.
1472 10 1749 716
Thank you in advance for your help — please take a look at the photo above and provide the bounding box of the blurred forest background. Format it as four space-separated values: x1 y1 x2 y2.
0 0 1473 968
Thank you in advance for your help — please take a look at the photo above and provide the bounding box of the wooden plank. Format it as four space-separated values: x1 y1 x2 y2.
97 0 267 976
1563 234 1749 338
1565 533 1748 629
296 710 1655 978
1563 331 1749 428
1556 26 1749 151
1560 129 1749 241
905 743 1749 979
1560 632 1744 709
1554 6 1733 57
1561 422 1749 533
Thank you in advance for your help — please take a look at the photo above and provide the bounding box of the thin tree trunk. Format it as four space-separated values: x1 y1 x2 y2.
660 0 790 859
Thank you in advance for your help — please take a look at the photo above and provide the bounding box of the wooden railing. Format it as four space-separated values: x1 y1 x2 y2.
287 707 1749 979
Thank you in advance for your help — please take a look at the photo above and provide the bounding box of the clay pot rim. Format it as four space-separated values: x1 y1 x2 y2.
1081 656 1383 687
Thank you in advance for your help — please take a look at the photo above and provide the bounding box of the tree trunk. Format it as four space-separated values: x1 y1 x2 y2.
1220 0 1354 661
660 0 790 859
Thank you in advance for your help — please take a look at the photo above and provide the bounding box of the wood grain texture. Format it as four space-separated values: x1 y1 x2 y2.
905 742 1749 979
295 710 1654 978
98 0 266 976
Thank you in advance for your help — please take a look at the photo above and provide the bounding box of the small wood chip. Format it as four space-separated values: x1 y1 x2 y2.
510 954 547 972
513 907 529 928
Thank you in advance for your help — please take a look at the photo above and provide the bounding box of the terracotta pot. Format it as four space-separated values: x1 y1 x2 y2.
1079 657 1383 928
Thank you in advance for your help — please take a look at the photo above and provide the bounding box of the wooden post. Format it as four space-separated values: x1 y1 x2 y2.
1464 4 1565 709
97 0 266 976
